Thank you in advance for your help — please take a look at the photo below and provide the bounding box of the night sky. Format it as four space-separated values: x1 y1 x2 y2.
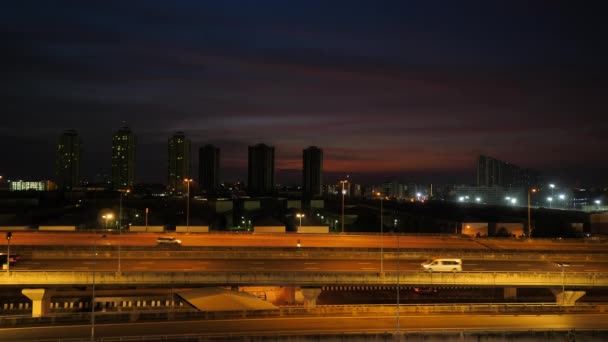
2 1 607 187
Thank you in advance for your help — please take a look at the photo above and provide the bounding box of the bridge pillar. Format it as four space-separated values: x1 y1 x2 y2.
300 288 322 308
22 288 53 317
551 289 586 306
504 287 517 300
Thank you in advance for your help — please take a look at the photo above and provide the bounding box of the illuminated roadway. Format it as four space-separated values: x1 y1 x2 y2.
8 232 608 252
0 313 606 341
10 258 608 273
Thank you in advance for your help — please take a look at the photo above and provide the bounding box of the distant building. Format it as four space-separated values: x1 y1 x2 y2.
55 129 81 190
199 144 220 195
303 146 323 198
167 132 191 194
248 143 275 196
9 180 56 191
111 126 137 189
477 155 539 189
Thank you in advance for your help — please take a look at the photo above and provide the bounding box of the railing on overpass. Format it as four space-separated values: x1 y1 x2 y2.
2 270 607 288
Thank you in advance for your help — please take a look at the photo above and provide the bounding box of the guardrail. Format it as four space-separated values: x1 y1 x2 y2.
2 270 607 287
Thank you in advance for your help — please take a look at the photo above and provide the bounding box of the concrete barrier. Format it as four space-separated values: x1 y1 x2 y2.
129 226 164 232
297 226 329 234
176 226 209 233
254 226 285 233
38 226 76 231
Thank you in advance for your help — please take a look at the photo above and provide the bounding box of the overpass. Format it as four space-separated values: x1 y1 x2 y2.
3 269 604 315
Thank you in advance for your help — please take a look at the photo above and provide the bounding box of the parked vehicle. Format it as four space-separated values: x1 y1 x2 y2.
421 258 462 272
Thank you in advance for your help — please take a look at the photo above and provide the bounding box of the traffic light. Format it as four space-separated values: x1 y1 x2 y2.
5 232 11 240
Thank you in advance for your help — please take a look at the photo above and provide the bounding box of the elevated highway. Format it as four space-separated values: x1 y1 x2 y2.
3 269 607 288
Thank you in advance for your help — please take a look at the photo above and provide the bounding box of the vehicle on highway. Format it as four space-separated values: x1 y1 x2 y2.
412 287 437 295
0 254 20 266
156 237 182 245
421 258 462 272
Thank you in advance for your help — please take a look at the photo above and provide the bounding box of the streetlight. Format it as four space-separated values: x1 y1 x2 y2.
376 192 384 274
547 196 553 208
118 189 129 275
296 213 305 230
91 234 107 341
549 183 555 198
527 188 537 238
340 180 348 233
118 189 130 231
558 194 566 209
595 200 602 210
102 214 113 230
5 232 12 273
184 178 193 227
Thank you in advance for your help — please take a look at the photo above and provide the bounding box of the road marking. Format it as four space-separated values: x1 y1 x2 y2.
472 268 486 271
74 267 89 270
306 267 320 270
358 262 371 265
467 263 478 266
249 262 265 265
196 261 209 264
517 264 532 266
584 270 599 272
249 267 265 270
140 261 154 265
304 262 318 265
361 267 376 270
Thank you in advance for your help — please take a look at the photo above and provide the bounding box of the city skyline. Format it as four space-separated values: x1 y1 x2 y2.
3 2 607 187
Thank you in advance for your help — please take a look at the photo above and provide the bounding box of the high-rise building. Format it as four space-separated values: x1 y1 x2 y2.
477 155 539 189
111 126 137 189
199 144 220 194
55 129 81 190
168 132 191 194
248 143 275 196
303 146 323 198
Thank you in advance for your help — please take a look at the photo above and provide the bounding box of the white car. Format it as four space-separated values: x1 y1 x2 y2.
421 258 462 272
156 237 182 245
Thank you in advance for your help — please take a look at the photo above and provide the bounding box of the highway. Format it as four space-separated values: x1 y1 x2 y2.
7 231 608 252
1 313 606 341
9 257 608 273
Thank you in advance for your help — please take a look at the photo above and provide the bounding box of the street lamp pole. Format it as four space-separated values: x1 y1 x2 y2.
376 192 383 274
396 230 400 335
184 179 192 227
296 213 305 230
527 188 536 238
91 234 106 341
118 190 129 274
340 180 348 233
5 232 12 273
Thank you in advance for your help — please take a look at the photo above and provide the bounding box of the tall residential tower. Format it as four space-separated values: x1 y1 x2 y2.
168 132 191 193
248 143 275 196
199 144 220 195
111 126 137 189
303 146 323 198
55 129 81 190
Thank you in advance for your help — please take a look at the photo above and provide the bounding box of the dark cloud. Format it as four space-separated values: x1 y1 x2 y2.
1 1 607 186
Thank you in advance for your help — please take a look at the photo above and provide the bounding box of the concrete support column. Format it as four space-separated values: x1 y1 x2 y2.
300 288 322 308
22 288 53 318
504 287 517 300
551 289 586 306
